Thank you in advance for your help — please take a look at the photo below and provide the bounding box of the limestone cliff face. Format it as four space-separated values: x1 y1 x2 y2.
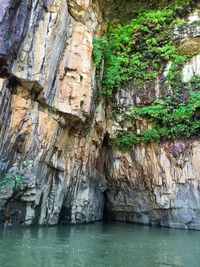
0 0 200 230
0 0 106 226
104 11 200 230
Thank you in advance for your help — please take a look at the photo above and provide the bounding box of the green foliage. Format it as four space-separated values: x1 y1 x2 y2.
93 3 196 96
190 75 200 91
92 1 200 150
103 9 176 95
92 0 198 96
0 173 24 190
92 37 103 68
142 128 161 143
114 75 200 151
114 133 140 151
92 36 109 67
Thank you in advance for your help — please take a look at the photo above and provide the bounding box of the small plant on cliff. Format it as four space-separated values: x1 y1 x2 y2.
92 37 103 68
0 173 24 190
114 132 140 151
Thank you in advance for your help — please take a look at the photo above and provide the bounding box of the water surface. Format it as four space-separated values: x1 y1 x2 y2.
0 222 199 267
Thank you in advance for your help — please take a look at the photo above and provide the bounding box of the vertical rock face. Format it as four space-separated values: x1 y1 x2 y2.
0 0 32 70
105 141 200 230
0 0 107 226
0 0 200 230
104 11 200 230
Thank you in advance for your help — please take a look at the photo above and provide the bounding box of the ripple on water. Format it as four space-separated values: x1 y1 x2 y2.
0 222 199 267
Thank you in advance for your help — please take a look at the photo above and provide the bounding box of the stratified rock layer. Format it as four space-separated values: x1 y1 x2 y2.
105 141 200 230
0 0 200 230
0 0 106 226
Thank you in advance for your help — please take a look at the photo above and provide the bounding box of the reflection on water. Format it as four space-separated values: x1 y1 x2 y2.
0 222 199 267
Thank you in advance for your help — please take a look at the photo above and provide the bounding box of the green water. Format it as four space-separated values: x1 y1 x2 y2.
0 222 199 267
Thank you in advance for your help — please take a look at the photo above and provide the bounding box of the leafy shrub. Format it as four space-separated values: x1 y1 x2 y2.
114 132 140 151
92 1 200 150
0 173 24 190
92 1 198 96
114 75 200 150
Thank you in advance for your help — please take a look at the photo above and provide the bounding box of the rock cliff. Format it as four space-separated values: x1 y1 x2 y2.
0 0 200 230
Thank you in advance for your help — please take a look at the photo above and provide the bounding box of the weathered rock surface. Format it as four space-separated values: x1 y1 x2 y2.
105 8 200 230
0 0 106 226
0 79 107 225
0 0 200 231
105 141 200 230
